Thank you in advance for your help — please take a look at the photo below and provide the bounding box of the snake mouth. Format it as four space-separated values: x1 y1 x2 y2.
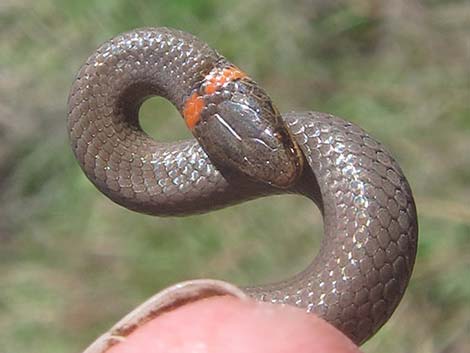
272 127 305 186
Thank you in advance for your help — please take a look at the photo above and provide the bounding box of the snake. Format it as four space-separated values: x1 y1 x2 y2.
67 27 418 345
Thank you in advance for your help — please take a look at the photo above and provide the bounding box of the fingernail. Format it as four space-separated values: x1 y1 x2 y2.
82 279 247 353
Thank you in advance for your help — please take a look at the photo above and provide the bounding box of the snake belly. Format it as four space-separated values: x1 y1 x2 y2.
67 27 418 345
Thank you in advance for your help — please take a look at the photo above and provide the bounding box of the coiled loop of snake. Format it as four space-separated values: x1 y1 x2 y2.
67 27 418 344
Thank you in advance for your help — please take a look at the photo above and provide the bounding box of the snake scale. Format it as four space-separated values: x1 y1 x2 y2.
67 27 418 345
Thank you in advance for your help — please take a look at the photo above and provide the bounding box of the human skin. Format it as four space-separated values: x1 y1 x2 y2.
106 296 361 353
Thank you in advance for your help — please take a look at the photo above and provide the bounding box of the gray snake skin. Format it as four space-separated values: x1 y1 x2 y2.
67 27 418 345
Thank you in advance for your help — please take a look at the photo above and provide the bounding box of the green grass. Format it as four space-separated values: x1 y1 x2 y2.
1 0 469 352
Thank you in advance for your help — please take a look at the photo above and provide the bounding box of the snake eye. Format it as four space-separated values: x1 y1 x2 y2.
273 129 289 143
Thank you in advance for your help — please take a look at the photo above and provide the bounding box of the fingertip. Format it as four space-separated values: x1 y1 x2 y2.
107 296 361 353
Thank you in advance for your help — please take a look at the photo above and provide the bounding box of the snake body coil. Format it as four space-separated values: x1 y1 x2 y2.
68 28 418 344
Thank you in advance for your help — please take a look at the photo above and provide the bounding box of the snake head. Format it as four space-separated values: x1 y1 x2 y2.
188 76 304 189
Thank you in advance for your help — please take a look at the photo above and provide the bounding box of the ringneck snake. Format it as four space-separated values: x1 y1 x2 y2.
67 27 418 345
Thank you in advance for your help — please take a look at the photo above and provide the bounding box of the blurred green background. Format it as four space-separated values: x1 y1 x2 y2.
1 0 469 352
